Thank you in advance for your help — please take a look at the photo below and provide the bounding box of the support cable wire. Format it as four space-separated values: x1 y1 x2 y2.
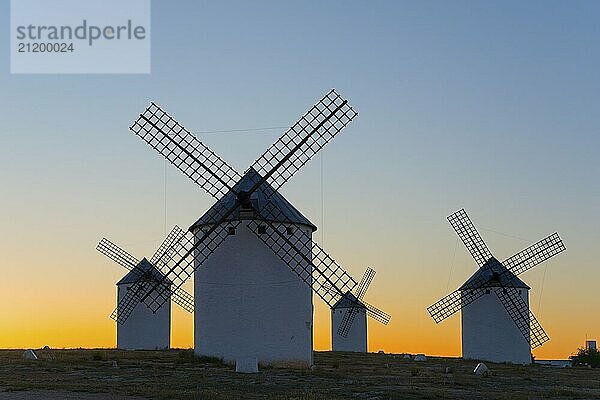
446 236 459 292
198 126 288 135
537 263 548 314
320 152 324 247
164 160 168 236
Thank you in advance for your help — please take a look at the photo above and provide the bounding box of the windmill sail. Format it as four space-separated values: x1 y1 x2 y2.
112 90 385 338
427 209 565 350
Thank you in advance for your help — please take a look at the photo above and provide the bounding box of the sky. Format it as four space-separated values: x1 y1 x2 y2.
0 0 599 359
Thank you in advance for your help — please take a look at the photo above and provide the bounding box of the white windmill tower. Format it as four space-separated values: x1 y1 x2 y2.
114 90 391 366
115 260 171 350
97 226 194 350
190 168 317 365
328 267 390 353
332 293 367 352
428 209 566 364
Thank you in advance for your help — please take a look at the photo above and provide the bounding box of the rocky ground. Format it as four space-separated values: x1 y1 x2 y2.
0 349 599 399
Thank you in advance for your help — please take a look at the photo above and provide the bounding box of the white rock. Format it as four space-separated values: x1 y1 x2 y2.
235 357 258 373
474 362 489 376
22 350 38 360
414 354 427 362
403 354 412 359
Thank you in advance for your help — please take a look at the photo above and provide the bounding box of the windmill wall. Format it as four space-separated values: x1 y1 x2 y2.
331 307 367 352
194 223 313 367
116 284 171 350
461 288 531 364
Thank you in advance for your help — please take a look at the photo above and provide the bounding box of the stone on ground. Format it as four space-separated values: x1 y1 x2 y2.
474 362 489 376
22 350 37 361
235 358 258 373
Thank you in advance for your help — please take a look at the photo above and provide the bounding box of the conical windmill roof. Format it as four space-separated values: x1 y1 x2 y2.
116 258 171 286
332 291 367 310
189 167 317 231
459 257 530 291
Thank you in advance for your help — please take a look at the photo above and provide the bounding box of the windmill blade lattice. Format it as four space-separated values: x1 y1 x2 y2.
116 90 370 328
97 230 195 321
337 306 360 338
494 286 549 348
321 267 390 336
114 222 240 321
427 287 488 324
321 283 391 325
251 89 357 191
170 287 195 313
150 225 186 267
118 110 246 319
97 238 139 270
362 301 391 325
110 271 195 323
427 209 565 350
110 281 196 321
245 214 357 308
428 235 566 324
355 267 376 299
147 226 196 313
428 255 508 323
503 233 565 276
110 276 170 324
337 267 377 337
448 209 493 267
130 102 242 200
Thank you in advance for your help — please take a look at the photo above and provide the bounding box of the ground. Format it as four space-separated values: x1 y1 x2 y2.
0 349 599 400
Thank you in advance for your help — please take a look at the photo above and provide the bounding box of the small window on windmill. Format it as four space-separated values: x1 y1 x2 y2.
258 225 267 234
240 204 253 218
227 227 236 236
239 196 256 218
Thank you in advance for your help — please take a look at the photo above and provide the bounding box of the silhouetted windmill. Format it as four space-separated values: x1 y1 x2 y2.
427 209 566 364
108 90 390 363
325 267 391 352
97 225 194 349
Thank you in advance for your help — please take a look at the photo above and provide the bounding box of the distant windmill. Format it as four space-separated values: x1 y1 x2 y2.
326 267 391 352
97 225 194 350
427 209 566 364
109 90 390 365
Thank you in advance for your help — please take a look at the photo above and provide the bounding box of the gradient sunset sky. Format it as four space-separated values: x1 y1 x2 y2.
1 1 599 359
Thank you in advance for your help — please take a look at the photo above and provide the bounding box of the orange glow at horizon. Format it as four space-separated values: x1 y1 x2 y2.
0 283 586 360
1 0 598 368
0 198 584 359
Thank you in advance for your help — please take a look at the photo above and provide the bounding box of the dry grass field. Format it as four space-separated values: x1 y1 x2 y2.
0 349 598 399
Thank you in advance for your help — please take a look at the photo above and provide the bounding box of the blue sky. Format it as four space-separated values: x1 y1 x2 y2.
0 0 598 355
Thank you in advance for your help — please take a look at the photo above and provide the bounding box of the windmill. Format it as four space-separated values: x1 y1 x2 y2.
109 89 390 365
326 267 390 352
97 225 194 349
427 209 566 364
